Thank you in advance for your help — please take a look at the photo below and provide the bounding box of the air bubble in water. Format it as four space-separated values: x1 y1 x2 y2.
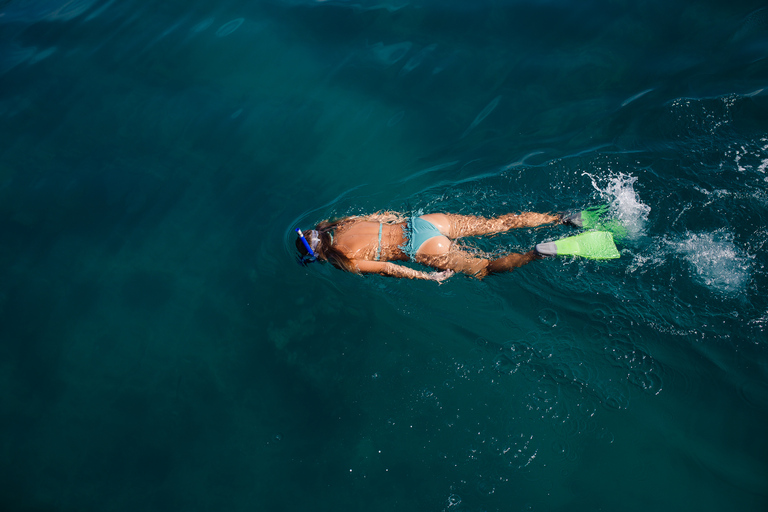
671 230 751 296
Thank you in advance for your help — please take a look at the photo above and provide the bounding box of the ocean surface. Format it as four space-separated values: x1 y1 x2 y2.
2 0 768 510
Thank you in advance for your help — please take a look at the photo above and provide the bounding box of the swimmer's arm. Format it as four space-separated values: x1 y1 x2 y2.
353 260 452 282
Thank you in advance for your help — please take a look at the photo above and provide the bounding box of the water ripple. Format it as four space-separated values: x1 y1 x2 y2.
216 17 244 37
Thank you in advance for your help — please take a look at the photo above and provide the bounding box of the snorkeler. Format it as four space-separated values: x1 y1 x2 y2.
295 210 601 281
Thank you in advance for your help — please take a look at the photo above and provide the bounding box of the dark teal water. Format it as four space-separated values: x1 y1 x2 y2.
2 1 768 510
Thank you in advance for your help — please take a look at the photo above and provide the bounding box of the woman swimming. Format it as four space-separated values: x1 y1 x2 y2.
296 211 582 281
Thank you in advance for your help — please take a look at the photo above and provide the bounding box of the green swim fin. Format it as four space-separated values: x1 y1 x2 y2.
594 219 629 241
535 231 620 260
560 205 610 229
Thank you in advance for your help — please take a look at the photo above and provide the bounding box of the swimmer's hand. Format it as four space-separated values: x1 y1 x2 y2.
430 269 454 283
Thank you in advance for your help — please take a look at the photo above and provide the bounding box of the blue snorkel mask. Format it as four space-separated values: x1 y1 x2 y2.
295 228 319 265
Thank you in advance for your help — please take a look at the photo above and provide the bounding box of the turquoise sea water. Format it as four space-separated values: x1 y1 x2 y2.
2 0 768 510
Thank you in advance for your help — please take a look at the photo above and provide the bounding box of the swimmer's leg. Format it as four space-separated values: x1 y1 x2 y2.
486 250 542 275
415 248 541 279
421 213 559 239
414 247 489 277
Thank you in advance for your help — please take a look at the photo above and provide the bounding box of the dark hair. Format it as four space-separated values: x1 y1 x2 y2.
296 219 357 273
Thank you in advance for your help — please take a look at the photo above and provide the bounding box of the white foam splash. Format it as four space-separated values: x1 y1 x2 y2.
585 172 651 240
730 137 768 174
670 230 751 296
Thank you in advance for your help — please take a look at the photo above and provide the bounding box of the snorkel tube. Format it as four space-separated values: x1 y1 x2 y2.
295 228 317 264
